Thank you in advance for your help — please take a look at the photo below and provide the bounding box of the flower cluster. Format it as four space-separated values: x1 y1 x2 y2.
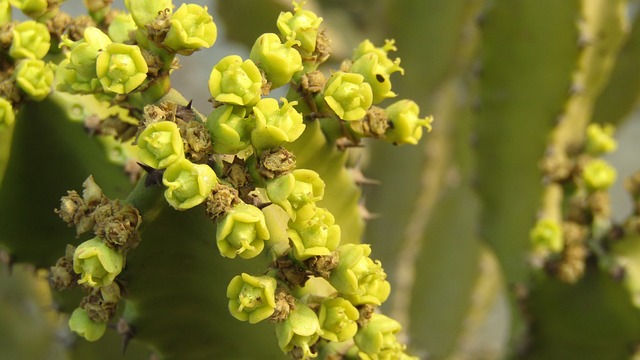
32 0 432 357
52 176 139 342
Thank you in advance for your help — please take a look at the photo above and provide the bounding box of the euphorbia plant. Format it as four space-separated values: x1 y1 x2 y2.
0 0 431 358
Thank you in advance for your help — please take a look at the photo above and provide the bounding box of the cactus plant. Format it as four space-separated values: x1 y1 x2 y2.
5 0 640 359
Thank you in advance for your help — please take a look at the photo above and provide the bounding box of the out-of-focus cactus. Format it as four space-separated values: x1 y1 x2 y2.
5 0 640 359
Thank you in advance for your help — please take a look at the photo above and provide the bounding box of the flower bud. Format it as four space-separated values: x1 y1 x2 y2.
206 104 253 154
274 301 321 358
58 27 113 93
14 59 54 101
162 158 218 210
137 120 184 169
68 308 107 342
384 99 433 145
251 97 305 150
216 203 270 259
582 159 617 192
318 297 359 342
163 3 217 55
288 206 340 261
208 55 263 107
84 0 111 14
276 1 323 54
9 0 50 20
250 33 303 89
0 97 15 127
108 11 137 44
73 237 124 288
266 169 325 219
96 43 148 94
9 20 50 60
349 52 403 104
585 123 617 156
329 244 391 306
354 313 408 359
124 0 172 28
323 71 373 121
530 218 563 253
226 273 277 323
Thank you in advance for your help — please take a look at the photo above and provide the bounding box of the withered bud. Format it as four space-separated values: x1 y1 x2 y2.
312 30 331 65
145 8 172 45
306 253 339 279
300 70 325 94
258 147 296 179
349 105 389 138
270 290 296 323
93 200 142 251
49 245 79 290
55 190 84 225
205 183 240 222
82 175 108 208
80 283 121 322
356 304 375 327
223 160 251 189
176 118 212 163
67 15 97 41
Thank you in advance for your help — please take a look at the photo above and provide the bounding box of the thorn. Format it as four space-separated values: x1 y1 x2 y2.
0 250 13 275
349 167 380 186
138 163 164 187
117 318 135 355
349 155 380 186
186 99 193 109
358 198 380 221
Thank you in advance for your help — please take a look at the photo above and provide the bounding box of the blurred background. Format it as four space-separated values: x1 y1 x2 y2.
4 0 640 359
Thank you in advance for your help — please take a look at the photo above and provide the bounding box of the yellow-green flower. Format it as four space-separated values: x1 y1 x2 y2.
68 308 107 342
250 33 303 89
108 11 137 43
206 104 253 154
96 43 148 94
208 55 263 107
266 169 325 219
274 301 321 359
162 158 218 210
276 1 323 54
384 99 433 145
216 203 270 259
226 273 277 323
73 237 124 288
329 243 391 306
0 0 11 25
0 97 14 127
288 205 341 261
14 59 54 101
585 123 617 156
9 0 50 20
318 297 359 342
124 0 172 28
354 313 410 360
163 3 217 55
349 52 403 104
58 27 113 93
323 71 373 121
530 218 563 253
251 97 305 150
9 20 50 60
582 159 617 192
352 39 400 71
137 120 184 169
